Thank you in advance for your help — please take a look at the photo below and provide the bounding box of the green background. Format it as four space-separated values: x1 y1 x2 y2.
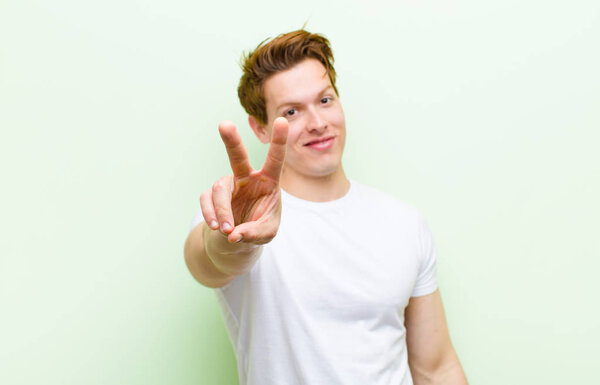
1 0 599 384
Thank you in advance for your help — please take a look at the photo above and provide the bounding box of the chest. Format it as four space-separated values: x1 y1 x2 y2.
256 211 422 317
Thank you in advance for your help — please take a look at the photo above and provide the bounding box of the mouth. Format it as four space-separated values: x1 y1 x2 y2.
304 136 335 150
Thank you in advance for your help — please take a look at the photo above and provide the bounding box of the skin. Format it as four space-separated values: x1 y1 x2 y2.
406 290 469 384
183 117 288 287
248 58 349 202
184 58 468 384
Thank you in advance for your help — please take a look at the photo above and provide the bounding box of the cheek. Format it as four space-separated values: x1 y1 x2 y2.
325 107 345 127
285 124 304 148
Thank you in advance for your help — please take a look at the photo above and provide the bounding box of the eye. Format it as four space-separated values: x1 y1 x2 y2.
285 108 296 117
321 96 332 104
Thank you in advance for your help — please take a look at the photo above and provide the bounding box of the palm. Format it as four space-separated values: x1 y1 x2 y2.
231 171 281 225
220 118 288 230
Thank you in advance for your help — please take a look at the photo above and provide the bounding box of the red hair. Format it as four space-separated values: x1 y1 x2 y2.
238 30 338 125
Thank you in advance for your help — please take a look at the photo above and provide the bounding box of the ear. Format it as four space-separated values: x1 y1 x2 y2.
248 115 271 144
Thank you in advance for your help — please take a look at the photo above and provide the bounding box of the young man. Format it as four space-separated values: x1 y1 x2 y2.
184 30 468 385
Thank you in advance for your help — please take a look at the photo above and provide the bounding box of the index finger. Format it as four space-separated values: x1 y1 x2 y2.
261 117 288 181
218 121 252 177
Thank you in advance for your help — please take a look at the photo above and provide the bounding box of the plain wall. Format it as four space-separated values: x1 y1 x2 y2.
1 0 599 384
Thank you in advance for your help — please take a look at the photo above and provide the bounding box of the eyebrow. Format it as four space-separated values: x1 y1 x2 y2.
275 85 335 111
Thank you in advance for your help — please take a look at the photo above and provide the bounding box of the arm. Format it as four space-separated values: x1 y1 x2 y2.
404 289 468 385
183 118 288 288
184 222 261 288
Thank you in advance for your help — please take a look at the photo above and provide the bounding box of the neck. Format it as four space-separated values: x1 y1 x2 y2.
279 166 350 202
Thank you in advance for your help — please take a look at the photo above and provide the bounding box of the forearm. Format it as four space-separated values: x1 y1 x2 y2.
184 222 262 288
410 350 468 385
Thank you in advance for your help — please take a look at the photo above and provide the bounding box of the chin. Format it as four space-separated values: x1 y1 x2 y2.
304 164 342 179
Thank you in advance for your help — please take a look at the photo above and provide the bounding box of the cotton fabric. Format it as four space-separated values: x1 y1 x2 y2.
189 180 438 385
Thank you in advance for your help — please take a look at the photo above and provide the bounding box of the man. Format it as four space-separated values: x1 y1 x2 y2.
184 29 468 385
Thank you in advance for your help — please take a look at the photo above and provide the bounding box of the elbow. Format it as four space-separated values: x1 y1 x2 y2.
409 349 468 385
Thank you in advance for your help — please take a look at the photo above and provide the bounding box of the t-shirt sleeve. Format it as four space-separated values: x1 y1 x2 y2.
410 213 439 297
189 208 205 232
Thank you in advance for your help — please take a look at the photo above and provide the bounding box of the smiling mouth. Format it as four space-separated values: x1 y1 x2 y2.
304 136 334 146
303 136 335 151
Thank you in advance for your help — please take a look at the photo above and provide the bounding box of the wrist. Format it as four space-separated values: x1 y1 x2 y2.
203 222 262 276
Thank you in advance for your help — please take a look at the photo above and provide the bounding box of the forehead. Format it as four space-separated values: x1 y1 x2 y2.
263 59 331 110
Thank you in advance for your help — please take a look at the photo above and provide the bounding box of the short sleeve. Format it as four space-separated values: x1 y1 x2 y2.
189 208 205 232
410 214 439 297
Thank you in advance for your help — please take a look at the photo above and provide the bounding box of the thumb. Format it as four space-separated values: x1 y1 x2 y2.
228 219 279 245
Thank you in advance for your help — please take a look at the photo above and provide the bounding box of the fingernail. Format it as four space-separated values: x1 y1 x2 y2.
210 220 218 229
234 235 243 243
222 222 232 232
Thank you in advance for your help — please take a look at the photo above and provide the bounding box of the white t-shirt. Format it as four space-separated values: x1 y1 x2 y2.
190 180 438 385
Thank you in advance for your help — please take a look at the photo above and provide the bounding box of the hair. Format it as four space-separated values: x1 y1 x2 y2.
237 29 338 125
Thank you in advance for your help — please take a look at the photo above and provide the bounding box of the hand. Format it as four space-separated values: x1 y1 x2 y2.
200 117 288 244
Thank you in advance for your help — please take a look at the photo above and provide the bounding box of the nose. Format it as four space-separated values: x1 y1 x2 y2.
305 106 327 133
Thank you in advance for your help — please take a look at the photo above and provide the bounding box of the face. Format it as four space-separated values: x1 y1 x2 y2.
256 59 346 184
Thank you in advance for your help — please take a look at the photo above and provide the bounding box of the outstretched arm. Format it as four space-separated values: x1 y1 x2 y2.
404 289 468 385
184 117 288 288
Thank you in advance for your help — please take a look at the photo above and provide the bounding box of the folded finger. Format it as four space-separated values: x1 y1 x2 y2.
200 190 219 230
212 176 235 234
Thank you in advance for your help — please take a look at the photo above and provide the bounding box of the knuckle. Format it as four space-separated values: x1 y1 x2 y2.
214 206 232 221
213 176 233 192
212 181 223 192
267 151 285 165
213 204 226 216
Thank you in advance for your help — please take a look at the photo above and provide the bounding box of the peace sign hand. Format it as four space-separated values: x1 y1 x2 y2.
200 117 288 244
